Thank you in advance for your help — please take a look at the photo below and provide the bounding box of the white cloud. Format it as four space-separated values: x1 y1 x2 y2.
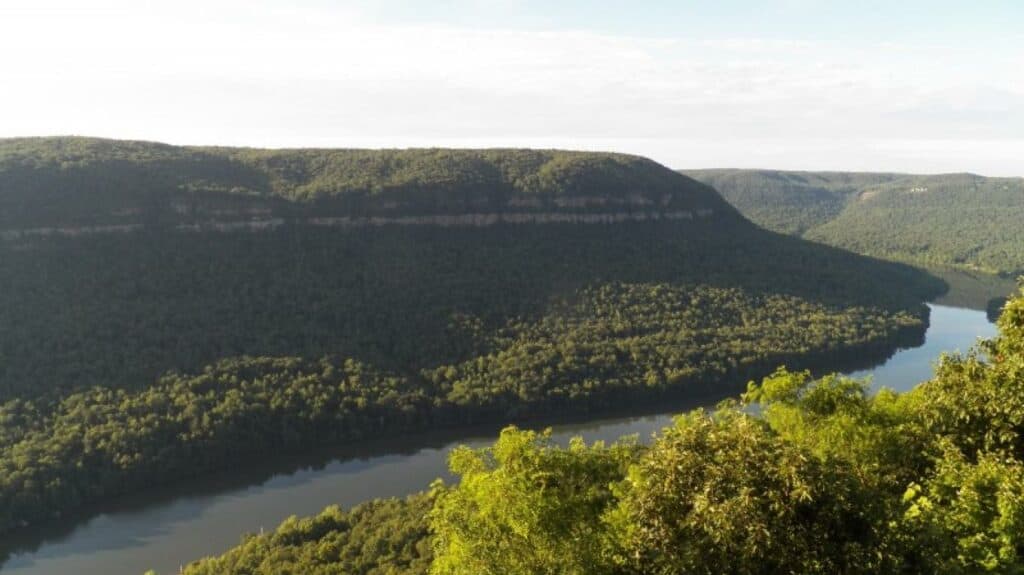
0 0 1020 175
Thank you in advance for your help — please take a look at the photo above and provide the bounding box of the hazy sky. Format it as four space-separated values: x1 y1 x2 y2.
1 0 1021 174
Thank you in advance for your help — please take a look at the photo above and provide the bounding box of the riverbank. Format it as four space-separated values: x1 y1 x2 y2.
0 303 999 575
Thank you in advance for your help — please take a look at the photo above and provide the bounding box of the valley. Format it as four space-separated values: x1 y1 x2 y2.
0 137 1017 574
5 3 1020 572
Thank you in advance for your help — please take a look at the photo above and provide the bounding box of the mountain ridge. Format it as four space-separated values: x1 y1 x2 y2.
0 137 736 230
683 168 1024 276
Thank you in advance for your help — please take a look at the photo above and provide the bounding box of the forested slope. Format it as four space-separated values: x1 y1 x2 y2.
1 137 726 229
684 169 1024 276
682 169 903 235
808 174 1024 276
177 285 1024 575
0 138 943 540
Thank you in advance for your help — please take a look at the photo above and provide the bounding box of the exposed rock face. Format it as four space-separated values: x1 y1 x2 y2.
0 209 716 240
309 209 708 228
0 224 144 240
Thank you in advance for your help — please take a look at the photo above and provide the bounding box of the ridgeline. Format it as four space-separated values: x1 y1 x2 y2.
1 137 727 230
684 168 1024 277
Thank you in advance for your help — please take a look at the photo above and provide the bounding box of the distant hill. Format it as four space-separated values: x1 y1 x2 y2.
683 169 1024 276
0 137 730 230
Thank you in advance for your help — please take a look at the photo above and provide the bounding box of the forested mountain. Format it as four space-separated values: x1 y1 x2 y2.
1 137 726 229
0 138 943 540
684 169 1024 276
176 286 1024 575
0 138 942 403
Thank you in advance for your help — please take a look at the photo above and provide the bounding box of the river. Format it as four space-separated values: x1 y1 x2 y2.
0 303 1000 575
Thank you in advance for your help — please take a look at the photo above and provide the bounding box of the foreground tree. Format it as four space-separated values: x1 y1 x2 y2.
898 286 1024 572
606 410 885 575
429 428 636 575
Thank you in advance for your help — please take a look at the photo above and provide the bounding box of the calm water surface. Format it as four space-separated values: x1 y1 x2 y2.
1 303 999 575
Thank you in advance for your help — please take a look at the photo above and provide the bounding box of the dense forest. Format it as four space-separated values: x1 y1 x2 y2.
684 169 1024 277
176 286 1024 575
0 278 931 536
0 222 940 403
169 493 435 575
0 137 726 228
0 138 944 541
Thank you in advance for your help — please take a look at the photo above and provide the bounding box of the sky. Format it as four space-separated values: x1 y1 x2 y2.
1 0 1021 175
